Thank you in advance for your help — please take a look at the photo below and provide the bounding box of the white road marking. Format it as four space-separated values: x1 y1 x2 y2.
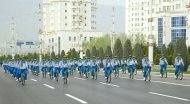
151 80 190 87
74 77 86 80
153 75 190 79
65 94 87 104
99 82 120 87
31 79 37 82
43 84 55 89
149 92 190 101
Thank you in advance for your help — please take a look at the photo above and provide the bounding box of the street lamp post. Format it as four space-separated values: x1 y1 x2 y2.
148 0 154 65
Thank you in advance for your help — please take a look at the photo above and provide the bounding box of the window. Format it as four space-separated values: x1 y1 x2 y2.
172 17 186 27
171 29 186 43
65 10 67 12
52 38 54 43
65 23 67 26
69 36 71 41
65 16 67 19
84 37 87 41
74 37 76 42
90 37 93 41
65 3 67 6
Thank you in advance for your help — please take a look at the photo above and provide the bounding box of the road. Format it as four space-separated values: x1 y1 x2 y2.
0 68 190 104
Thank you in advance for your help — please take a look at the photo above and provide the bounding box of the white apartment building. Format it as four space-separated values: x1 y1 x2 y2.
125 0 190 47
40 0 102 54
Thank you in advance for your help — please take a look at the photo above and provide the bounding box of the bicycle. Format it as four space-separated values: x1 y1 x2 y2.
114 67 119 77
106 68 111 83
161 69 167 78
176 69 183 80
129 67 134 79
145 68 151 81
49 67 53 79
91 68 98 80
42 67 47 78
63 69 68 84
85 67 89 78
55 69 59 82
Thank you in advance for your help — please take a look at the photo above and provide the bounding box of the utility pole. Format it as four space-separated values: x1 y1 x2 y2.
111 6 116 53
10 16 16 60
148 0 154 65
38 3 42 63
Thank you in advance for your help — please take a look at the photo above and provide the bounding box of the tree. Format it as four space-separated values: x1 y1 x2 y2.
174 38 188 71
61 50 65 57
133 43 144 69
99 47 104 60
86 49 91 58
91 46 97 57
167 43 174 65
113 38 123 60
51 51 56 59
105 46 112 57
123 39 132 59
71 48 78 59
161 44 168 58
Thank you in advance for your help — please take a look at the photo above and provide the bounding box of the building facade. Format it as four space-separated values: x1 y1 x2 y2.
41 0 102 54
125 0 190 47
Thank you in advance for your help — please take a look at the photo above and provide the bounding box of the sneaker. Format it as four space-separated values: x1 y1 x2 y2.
16 79 18 81
174 75 176 79
83 74 85 77
160 74 162 77
128 73 130 76
143 78 146 80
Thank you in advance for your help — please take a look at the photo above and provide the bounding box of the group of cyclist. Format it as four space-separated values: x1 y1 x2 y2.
1 53 185 85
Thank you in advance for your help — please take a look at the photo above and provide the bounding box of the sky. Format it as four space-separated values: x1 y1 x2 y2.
0 0 125 47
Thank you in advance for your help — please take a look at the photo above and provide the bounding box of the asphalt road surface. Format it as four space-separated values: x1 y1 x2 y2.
0 67 190 104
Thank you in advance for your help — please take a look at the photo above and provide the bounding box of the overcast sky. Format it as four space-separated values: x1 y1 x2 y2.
0 0 125 47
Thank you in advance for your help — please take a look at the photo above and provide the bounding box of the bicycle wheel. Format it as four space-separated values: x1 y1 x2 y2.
56 71 59 82
108 71 111 83
95 71 97 80
21 73 25 86
179 71 183 80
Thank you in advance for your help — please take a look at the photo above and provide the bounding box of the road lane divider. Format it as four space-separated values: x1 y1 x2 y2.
74 77 86 81
31 79 37 82
65 94 88 104
99 82 120 87
149 92 190 102
43 84 55 89
151 80 190 87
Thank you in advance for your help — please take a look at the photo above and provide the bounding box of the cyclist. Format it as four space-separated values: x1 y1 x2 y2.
16 59 27 81
142 55 151 80
90 56 98 79
60 56 69 79
159 55 168 77
53 57 60 80
112 56 120 77
121 56 127 74
78 58 83 76
174 54 184 78
133 56 138 75
103 55 113 79
127 55 135 76
82 57 89 77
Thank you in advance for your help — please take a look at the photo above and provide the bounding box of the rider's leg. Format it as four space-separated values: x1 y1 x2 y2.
174 66 179 76
160 65 164 75
53 68 56 77
143 66 147 77
23 69 27 80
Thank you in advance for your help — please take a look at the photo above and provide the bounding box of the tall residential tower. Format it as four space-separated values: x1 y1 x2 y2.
40 0 102 54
